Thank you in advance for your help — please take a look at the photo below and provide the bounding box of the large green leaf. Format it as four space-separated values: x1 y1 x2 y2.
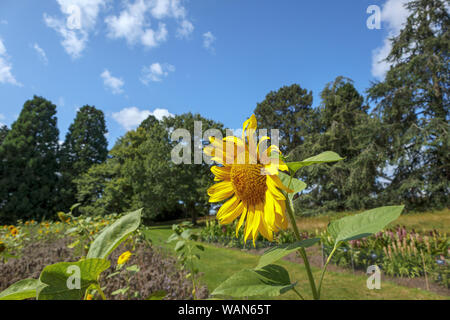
328 205 404 245
38 258 110 300
279 172 307 195
0 278 44 300
211 264 296 297
257 238 320 269
87 208 142 259
286 151 344 174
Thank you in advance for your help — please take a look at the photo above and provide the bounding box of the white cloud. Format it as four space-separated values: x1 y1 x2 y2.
140 62 175 84
0 20 7 25
44 0 107 59
371 0 411 80
202 31 216 53
33 43 48 65
0 113 5 126
101 69 124 94
105 0 193 48
112 106 173 130
177 19 194 38
0 38 22 86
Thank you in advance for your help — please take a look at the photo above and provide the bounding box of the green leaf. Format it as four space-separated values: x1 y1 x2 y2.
146 290 167 300
279 172 307 196
126 265 140 273
38 258 110 300
0 279 43 300
175 240 186 252
196 244 205 251
211 264 296 297
257 238 320 269
180 229 192 240
86 209 142 259
328 205 404 245
286 151 344 174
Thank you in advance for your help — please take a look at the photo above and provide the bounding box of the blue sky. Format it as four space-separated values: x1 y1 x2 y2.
0 0 411 147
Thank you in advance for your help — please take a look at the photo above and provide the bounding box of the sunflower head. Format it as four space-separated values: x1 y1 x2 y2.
204 114 292 245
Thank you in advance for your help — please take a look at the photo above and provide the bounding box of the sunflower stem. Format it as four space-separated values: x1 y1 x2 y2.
284 186 319 300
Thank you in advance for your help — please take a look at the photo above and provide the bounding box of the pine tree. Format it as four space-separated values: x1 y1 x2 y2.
367 0 449 209
0 96 60 223
59 105 108 211
0 125 8 145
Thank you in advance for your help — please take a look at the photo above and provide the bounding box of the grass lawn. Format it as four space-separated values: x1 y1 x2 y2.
294 208 450 234
144 225 448 300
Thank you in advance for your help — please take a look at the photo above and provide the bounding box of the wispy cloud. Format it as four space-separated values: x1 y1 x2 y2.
101 69 124 94
140 62 175 84
33 43 48 65
105 0 193 48
112 106 173 130
202 31 216 53
0 38 22 86
371 0 411 80
44 0 107 59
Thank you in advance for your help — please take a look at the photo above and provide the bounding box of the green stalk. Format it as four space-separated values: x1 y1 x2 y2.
317 243 339 298
284 188 319 300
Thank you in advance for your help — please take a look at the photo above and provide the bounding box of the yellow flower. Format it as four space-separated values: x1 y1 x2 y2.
117 251 132 265
10 227 19 237
204 114 292 245
86 294 93 300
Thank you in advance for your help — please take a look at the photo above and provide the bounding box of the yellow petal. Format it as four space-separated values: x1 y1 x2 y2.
216 195 239 219
208 181 234 202
236 205 247 237
220 201 244 224
211 166 231 181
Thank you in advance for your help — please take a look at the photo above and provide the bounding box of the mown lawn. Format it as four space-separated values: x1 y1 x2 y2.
294 208 450 234
144 225 448 300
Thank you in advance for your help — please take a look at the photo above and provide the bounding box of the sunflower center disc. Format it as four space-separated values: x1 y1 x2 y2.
230 164 267 206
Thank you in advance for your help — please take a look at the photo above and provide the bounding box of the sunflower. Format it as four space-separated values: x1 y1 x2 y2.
10 227 19 237
117 251 132 265
204 114 292 245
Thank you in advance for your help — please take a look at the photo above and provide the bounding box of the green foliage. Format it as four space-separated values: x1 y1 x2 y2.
254 84 314 154
168 222 205 299
38 258 110 300
59 105 108 211
293 77 384 212
321 226 449 288
76 113 223 223
212 264 296 298
367 0 449 210
0 279 42 300
257 238 320 269
87 208 142 259
327 206 404 244
0 209 143 300
0 96 60 223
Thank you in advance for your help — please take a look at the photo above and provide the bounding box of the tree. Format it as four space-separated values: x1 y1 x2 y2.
0 96 60 223
163 113 224 224
254 84 314 154
367 0 449 209
0 125 8 145
59 105 108 211
293 77 383 213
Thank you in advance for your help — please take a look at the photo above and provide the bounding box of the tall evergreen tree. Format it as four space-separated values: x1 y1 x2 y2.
59 105 108 210
0 96 59 223
367 0 449 209
294 77 383 213
254 84 314 154
0 125 8 145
